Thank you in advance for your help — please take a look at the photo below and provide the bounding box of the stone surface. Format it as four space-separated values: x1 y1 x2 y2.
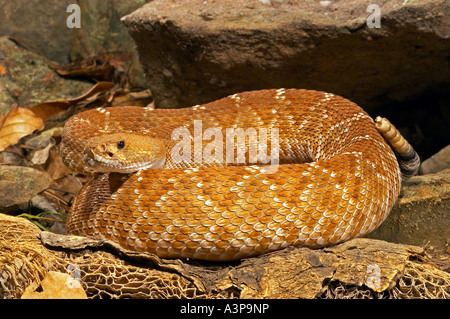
0 166 52 208
0 0 149 87
21 271 87 299
0 37 92 114
368 169 450 254
70 0 150 87
122 0 450 110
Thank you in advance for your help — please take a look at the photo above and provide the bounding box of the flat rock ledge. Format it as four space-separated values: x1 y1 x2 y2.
368 168 450 253
122 0 450 110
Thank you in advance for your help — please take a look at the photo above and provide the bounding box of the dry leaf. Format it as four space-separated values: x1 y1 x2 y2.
0 151 23 165
27 101 70 122
21 271 87 299
110 88 153 107
0 105 44 152
49 50 130 82
45 147 73 180
0 63 7 76
31 138 55 165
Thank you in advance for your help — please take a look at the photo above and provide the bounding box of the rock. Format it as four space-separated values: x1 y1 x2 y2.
122 0 450 110
420 144 450 175
0 166 52 208
0 0 72 64
0 37 92 113
1 212 449 299
0 0 149 87
367 169 450 254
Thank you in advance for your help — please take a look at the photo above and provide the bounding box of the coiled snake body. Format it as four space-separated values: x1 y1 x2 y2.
62 89 406 261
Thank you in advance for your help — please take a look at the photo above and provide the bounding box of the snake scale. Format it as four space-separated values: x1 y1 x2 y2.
61 89 415 261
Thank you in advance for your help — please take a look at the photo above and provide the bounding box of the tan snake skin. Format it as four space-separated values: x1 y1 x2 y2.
62 89 402 261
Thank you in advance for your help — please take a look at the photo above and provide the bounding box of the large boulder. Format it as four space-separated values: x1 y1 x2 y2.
122 0 450 110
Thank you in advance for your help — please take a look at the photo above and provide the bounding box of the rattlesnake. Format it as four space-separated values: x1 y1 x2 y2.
61 89 419 261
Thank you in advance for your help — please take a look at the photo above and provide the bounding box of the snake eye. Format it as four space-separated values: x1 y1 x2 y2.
117 141 125 149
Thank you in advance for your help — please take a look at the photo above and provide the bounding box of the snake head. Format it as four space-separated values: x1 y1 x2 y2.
84 133 167 173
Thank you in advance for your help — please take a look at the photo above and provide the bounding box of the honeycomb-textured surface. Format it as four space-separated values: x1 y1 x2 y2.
1 213 449 299
319 261 450 299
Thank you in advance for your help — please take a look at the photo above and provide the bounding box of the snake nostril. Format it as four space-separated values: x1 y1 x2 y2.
108 152 114 157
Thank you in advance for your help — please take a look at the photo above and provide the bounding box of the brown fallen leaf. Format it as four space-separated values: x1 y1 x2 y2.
0 105 44 152
0 63 7 76
110 88 153 107
31 138 55 165
21 271 87 299
29 81 114 121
